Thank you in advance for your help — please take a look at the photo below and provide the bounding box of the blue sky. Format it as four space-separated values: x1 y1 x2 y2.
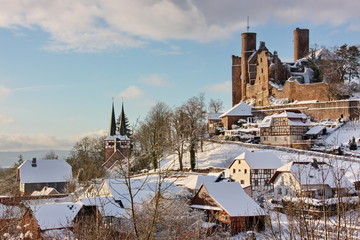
0 0 359 151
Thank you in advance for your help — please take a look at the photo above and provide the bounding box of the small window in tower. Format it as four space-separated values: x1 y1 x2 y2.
261 68 264 73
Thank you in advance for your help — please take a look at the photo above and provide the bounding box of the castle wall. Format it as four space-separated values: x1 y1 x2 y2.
254 100 360 121
271 80 330 102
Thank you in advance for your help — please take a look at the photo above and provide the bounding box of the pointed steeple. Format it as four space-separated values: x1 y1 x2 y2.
110 101 116 136
119 102 127 136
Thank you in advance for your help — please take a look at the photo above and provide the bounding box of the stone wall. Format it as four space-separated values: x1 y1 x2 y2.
271 80 330 102
254 100 360 121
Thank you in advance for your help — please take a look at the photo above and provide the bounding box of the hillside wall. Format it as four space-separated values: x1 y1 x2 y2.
253 100 360 121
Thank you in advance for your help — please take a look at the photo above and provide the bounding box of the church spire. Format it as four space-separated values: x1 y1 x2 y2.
110 100 116 136
119 102 127 136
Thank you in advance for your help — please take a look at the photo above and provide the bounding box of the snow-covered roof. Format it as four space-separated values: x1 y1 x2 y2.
208 113 223 120
271 161 353 189
305 125 326 135
101 177 180 208
220 102 252 118
29 202 82 230
179 175 217 190
231 151 282 170
79 197 126 218
259 111 310 128
18 159 72 184
199 182 264 217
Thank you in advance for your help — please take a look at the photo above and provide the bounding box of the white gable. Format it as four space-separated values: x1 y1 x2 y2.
18 159 72 184
202 182 264 217
220 102 252 118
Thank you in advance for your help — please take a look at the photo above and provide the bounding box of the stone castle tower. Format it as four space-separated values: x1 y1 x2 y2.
103 102 131 169
294 28 309 61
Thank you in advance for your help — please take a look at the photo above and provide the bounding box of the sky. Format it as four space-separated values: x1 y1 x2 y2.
0 0 359 152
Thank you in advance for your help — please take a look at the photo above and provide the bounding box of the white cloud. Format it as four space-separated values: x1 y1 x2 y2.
0 1 358 52
0 133 73 151
205 81 231 93
0 85 11 100
75 129 107 139
140 74 170 87
0 129 109 151
119 85 144 100
0 114 14 124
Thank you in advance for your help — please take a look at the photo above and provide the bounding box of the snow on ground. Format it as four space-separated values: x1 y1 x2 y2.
325 120 360 147
159 141 360 183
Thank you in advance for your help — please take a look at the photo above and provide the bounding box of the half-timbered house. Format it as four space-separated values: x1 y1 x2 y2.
190 182 265 235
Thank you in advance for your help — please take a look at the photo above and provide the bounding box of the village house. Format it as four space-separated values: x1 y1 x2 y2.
208 112 223 136
228 151 283 196
190 182 265 235
85 177 181 209
17 158 72 195
259 110 310 149
220 101 253 130
79 196 125 226
269 160 353 200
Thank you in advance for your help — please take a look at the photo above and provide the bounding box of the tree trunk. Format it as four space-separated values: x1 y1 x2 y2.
190 142 196 171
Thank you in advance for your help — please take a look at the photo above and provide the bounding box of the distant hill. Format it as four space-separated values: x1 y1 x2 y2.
0 150 70 168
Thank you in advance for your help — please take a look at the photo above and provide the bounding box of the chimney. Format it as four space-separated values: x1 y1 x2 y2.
31 158 37 167
294 28 309 61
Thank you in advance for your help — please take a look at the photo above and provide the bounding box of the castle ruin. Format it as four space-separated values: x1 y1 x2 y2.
232 28 360 121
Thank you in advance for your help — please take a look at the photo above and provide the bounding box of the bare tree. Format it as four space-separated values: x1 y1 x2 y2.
132 102 172 170
181 93 207 171
208 98 224 113
66 136 106 182
42 150 59 160
170 107 189 171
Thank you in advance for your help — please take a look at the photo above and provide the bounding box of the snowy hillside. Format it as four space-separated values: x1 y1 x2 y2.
325 121 360 146
159 141 360 183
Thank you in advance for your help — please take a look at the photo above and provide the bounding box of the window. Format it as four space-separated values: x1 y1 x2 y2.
241 180 244 184
244 169 247 174
253 169 258 174
277 188 282 195
264 169 271 174
238 160 241 164
254 180 259 186
238 169 241 172
233 169 236 174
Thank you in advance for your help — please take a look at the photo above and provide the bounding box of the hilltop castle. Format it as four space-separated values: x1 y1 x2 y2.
232 28 360 120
